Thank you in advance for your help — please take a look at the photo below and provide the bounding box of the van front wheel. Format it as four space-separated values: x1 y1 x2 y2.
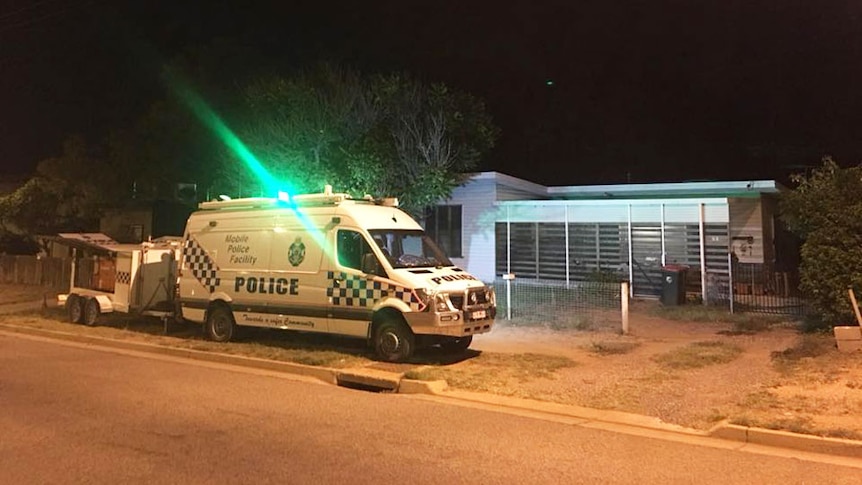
374 319 414 363
206 305 235 342
441 335 472 353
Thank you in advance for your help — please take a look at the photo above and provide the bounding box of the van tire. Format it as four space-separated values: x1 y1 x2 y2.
83 298 100 326
374 318 415 363
67 295 83 323
441 335 472 353
206 305 235 342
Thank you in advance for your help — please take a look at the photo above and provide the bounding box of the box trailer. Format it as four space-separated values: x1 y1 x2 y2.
57 237 182 325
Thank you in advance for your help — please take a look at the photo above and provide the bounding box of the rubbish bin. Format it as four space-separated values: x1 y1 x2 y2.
661 264 688 305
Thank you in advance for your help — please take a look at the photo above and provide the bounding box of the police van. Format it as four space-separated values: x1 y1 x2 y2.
178 186 496 362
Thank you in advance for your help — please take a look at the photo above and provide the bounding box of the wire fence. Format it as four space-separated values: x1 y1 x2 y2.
492 278 624 330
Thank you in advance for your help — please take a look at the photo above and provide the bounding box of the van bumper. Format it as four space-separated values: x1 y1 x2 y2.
406 307 496 337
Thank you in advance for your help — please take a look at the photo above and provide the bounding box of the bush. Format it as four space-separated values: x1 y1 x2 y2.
0 231 40 255
780 158 862 325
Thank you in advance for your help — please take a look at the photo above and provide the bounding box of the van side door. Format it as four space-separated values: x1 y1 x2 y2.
266 213 329 332
327 228 387 337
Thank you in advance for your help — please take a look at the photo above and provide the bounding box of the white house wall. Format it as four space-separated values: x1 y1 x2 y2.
728 198 766 263
441 177 498 282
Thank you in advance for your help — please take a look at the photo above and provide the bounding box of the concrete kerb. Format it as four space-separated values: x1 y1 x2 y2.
4 321 862 459
709 423 862 459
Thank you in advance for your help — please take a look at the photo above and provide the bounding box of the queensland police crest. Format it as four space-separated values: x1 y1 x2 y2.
288 237 306 266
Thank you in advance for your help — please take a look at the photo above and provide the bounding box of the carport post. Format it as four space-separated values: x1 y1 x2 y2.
564 205 570 288
627 204 634 297
506 206 512 320
621 281 630 334
660 203 666 266
503 273 515 320
699 203 707 305
728 252 734 314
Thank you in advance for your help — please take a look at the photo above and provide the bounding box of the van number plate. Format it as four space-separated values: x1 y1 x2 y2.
470 310 486 320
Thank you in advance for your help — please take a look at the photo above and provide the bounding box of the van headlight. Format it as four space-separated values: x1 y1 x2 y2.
415 288 434 311
434 294 451 312
415 288 453 313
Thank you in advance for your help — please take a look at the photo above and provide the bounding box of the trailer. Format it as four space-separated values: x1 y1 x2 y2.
57 235 182 327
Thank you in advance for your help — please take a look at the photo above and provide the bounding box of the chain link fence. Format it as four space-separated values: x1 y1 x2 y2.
492 278 624 331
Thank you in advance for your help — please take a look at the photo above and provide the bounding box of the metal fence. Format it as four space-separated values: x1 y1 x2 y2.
0 255 70 290
677 259 805 315
493 278 624 330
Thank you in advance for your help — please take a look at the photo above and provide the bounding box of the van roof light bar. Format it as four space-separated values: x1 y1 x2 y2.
197 186 399 210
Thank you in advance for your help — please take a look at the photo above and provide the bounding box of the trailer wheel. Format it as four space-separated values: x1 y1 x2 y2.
83 298 100 326
206 305 235 342
440 335 473 354
373 318 415 363
67 294 83 324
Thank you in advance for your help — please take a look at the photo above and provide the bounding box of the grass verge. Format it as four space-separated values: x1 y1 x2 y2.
0 310 368 368
653 340 743 370
770 333 835 374
404 352 576 393
584 340 641 355
730 414 862 441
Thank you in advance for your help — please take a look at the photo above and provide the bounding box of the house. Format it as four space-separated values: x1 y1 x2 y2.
426 172 790 300
100 200 193 243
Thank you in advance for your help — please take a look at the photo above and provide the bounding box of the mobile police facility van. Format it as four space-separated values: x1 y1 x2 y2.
177 185 496 362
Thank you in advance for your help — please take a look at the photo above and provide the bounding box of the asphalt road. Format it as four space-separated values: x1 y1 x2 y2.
1 333 860 484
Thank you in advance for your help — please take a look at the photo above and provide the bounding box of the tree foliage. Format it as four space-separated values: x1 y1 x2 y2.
0 136 106 234
780 157 862 324
216 64 498 215
2 56 497 236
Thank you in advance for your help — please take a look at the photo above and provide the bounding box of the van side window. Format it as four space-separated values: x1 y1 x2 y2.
337 230 383 276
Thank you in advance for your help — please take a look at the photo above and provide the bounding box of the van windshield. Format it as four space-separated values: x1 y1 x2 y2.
368 229 454 269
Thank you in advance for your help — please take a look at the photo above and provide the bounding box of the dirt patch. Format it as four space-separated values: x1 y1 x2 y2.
467 313 862 438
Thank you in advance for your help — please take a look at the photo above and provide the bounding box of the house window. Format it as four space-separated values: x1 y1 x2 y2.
426 205 462 258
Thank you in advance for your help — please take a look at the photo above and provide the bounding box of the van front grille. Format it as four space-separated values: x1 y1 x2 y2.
447 289 490 310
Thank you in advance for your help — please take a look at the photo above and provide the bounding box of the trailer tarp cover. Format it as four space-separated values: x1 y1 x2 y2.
56 233 119 253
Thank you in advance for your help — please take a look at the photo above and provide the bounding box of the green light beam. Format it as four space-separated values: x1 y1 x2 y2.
167 72 331 260
166 73 284 196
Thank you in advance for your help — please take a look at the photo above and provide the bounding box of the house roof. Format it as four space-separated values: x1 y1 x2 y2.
546 180 782 199
467 171 548 197
469 172 783 200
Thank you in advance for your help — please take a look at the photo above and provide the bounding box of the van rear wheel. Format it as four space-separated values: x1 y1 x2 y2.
206 305 235 342
374 319 414 363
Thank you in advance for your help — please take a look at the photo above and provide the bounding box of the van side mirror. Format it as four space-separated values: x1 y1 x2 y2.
361 253 382 276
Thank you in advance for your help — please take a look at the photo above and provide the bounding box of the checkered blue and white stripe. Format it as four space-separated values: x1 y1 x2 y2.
116 271 131 285
183 237 220 293
326 271 423 311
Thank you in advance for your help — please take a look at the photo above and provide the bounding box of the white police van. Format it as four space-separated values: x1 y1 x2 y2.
177 186 495 362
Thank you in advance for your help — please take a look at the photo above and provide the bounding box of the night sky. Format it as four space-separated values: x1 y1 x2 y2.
2 0 862 186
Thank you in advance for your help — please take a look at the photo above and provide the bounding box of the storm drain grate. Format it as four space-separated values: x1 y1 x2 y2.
336 373 400 393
